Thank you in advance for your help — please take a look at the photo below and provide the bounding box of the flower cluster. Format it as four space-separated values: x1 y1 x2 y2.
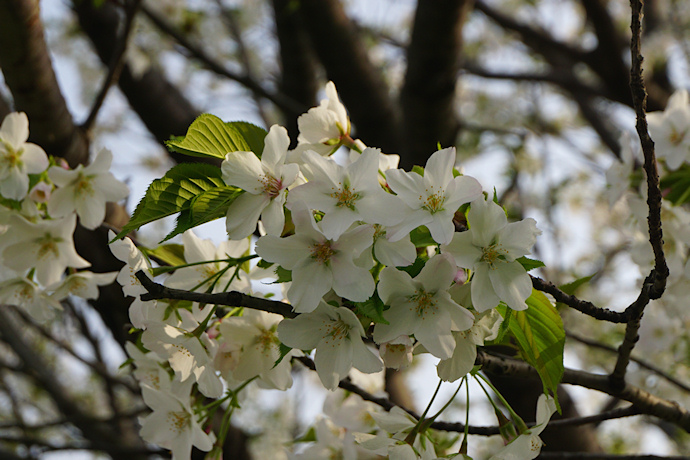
0 112 128 321
109 82 547 459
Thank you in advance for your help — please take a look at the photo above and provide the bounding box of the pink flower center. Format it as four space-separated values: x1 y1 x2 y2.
260 174 283 198
310 240 336 264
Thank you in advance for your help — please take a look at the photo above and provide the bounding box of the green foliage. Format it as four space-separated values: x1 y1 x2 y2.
409 226 435 248
141 244 186 267
660 165 690 205
111 163 235 242
164 186 243 242
516 256 545 271
498 290 565 403
354 292 389 325
166 114 267 159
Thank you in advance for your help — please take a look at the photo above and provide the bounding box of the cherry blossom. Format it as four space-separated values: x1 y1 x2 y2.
0 112 49 200
647 89 690 170
442 197 541 312
221 124 300 238
386 147 482 245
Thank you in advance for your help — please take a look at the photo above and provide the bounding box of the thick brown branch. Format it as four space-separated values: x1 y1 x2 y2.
477 351 690 432
0 0 88 166
82 0 143 133
296 0 400 154
135 271 297 318
400 0 473 168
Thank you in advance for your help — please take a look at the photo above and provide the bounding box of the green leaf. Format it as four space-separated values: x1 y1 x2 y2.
111 163 225 241
354 292 389 325
400 255 429 278
273 266 292 283
274 343 293 368
559 275 594 295
166 114 267 159
660 165 690 205
409 226 435 248
516 256 545 272
162 186 243 242
498 290 565 403
141 244 186 267
411 165 425 176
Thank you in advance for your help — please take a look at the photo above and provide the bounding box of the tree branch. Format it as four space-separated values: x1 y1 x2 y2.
399 0 473 168
296 0 401 154
609 0 669 390
135 271 297 318
0 0 89 166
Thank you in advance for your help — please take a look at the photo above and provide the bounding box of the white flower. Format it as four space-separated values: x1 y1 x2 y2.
648 89 690 170
217 310 295 390
442 197 541 312
278 303 382 390
142 323 223 398
488 394 557 460
386 147 482 245
48 271 118 301
165 230 250 293
221 125 300 238
28 182 52 203
373 254 474 360
356 407 436 460
47 148 129 229
292 418 359 460
379 335 414 370
0 112 49 200
372 224 417 267
2 214 90 286
140 383 215 460
255 204 375 313
0 277 62 321
293 81 350 158
288 148 403 239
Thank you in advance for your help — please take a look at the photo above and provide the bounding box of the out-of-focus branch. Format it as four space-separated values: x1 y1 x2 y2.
140 4 306 119
271 0 318 145
296 0 400 153
478 351 690 432
567 331 690 394
399 0 473 168
0 0 89 166
609 0 668 390
82 0 143 133
0 94 11 119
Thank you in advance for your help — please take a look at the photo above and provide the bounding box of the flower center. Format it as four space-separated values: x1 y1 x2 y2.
310 240 336 264
37 234 62 260
669 125 687 146
327 319 350 342
421 187 445 214
408 288 437 316
257 328 279 355
331 183 360 210
260 174 283 199
75 173 95 197
480 243 506 267
167 410 191 433
2 143 22 169
372 224 386 241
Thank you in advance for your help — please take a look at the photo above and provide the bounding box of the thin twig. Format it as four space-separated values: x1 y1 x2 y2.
82 0 143 132
140 4 305 117
539 454 689 459
135 270 296 318
531 275 627 323
610 0 669 390
568 331 690 394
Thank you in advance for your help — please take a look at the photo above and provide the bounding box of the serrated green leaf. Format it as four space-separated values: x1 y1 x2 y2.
516 256 545 271
111 163 225 241
558 275 594 295
141 244 186 267
660 165 690 205
354 292 389 325
274 343 293 368
499 290 564 403
409 226 435 248
411 165 425 176
162 186 243 242
400 255 429 278
257 259 273 269
166 114 267 159
273 266 292 283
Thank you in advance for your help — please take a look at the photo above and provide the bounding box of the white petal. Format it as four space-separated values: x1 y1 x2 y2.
423 147 455 187
0 112 29 148
225 192 267 239
221 151 264 192
261 125 290 172
468 198 506 248
437 332 476 382
471 264 502 312
488 261 532 311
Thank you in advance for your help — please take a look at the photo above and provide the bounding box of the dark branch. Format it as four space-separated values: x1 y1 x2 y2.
135 271 297 318
531 275 627 323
